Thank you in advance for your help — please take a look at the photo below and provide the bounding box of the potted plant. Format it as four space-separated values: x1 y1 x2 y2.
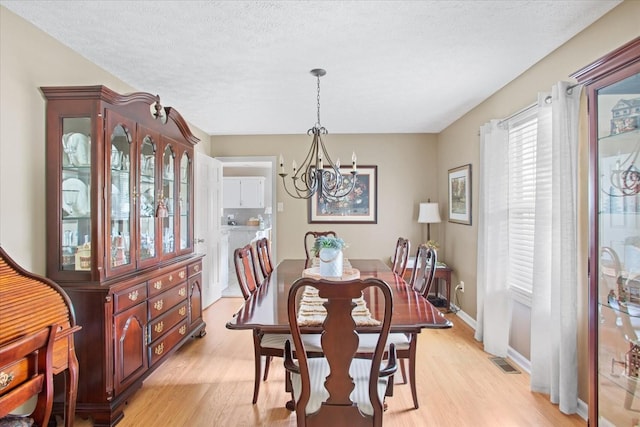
312 236 346 278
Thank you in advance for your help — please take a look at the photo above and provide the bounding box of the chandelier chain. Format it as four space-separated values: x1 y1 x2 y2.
316 74 321 127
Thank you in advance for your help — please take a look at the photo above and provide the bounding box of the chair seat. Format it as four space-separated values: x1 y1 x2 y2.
290 358 390 416
260 333 323 352
357 333 411 352
0 415 34 427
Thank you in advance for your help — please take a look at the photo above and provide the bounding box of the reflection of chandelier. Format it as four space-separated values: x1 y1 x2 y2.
279 69 357 201
608 139 640 196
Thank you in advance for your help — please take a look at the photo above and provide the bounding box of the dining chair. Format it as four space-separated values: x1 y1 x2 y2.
355 243 437 410
284 277 397 427
255 237 273 279
0 324 57 427
304 231 337 267
233 244 322 404
391 237 411 277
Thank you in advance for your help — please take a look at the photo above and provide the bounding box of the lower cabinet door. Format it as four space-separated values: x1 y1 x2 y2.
188 274 202 327
113 302 148 394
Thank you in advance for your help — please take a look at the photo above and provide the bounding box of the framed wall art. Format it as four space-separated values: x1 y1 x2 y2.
448 164 472 225
308 165 377 224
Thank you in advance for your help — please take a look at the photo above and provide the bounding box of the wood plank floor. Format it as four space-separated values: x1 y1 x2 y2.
64 297 586 426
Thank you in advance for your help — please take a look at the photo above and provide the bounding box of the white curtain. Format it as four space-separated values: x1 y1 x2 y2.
530 82 581 413
475 120 512 356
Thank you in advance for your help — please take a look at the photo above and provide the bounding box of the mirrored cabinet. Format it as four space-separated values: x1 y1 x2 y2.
573 37 640 426
42 85 205 426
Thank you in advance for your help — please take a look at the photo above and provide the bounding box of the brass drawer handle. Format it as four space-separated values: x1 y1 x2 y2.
178 287 186 297
179 271 185 279
153 299 164 311
154 321 164 334
154 343 164 355
168 274 173 282
153 280 162 290
128 290 139 301
0 371 14 390
194 265 200 272
179 325 187 335
179 306 186 316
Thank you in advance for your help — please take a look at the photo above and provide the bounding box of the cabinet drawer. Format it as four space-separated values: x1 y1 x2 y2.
148 283 188 320
148 319 189 366
148 300 188 342
148 267 187 297
188 260 202 277
113 282 147 313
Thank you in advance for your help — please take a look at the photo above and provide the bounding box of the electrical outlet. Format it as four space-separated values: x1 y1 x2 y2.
457 281 465 293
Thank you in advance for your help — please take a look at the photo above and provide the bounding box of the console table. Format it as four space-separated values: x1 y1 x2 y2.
402 257 453 312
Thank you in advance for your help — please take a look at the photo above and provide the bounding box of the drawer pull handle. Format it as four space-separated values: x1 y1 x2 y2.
0 371 14 390
179 271 186 279
195 265 200 272
153 280 162 290
178 287 186 297
154 300 164 311
154 321 164 334
179 306 187 316
154 343 164 355
169 274 173 282
128 290 139 301
179 325 187 335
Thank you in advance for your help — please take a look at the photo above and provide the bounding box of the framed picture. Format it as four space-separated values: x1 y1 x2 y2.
448 164 472 225
308 165 377 224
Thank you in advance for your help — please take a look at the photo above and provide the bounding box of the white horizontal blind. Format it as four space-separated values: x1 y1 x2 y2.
507 109 538 296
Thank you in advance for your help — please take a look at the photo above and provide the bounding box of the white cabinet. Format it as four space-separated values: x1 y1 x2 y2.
223 177 265 208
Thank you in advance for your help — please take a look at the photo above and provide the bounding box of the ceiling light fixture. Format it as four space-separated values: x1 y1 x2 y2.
279 68 357 201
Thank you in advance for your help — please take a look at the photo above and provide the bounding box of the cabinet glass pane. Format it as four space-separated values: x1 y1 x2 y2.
179 152 190 250
140 136 156 260
109 124 132 267
597 71 640 425
61 117 92 270
162 145 175 254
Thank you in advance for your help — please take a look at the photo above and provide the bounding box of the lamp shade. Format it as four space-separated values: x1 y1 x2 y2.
417 202 441 224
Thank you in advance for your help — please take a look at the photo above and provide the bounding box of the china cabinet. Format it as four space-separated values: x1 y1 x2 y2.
572 37 640 426
42 85 205 426
223 176 265 208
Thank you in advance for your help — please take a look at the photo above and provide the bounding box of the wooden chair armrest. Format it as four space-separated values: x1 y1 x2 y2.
379 343 397 378
283 340 300 374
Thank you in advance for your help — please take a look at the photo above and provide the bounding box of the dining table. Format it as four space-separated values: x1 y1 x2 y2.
226 258 453 334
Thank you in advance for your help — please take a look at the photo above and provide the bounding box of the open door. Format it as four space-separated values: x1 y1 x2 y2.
195 153 223 308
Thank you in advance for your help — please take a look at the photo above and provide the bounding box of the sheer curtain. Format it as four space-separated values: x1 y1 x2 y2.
475 120 511 356
530 82 581 413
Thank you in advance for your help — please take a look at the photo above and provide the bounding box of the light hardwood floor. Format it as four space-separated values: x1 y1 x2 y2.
63 297 586 426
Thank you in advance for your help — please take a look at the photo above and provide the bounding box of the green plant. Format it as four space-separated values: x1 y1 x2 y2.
426 240 439 250
312 236 346 255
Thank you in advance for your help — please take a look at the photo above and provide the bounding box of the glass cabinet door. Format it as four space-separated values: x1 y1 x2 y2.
179 151 191 251
596 70 640 426
138 129 159 266
60 117 92 271
161 144 176 255
106 112 135 274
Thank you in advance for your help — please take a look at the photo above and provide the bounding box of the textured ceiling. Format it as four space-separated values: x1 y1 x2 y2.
1 1 621 135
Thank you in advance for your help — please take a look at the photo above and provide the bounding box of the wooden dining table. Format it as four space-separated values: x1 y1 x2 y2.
226 259 453 333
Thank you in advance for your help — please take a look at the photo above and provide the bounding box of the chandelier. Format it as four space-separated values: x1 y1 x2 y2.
279 68 357 201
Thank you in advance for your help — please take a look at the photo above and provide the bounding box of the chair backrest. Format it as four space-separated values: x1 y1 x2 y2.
255 237 273 279
0 324 57 426
391 237 411 277
287 277 393 426
304 231 337 265
234 244 261 300
409 244 437 297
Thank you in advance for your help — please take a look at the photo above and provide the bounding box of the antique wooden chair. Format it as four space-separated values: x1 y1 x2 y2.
391 237 411 277
304 231 337 267
233 244 321 404
0 325 58 427
255 237 274 279
409 244 438 298
284 277 397 427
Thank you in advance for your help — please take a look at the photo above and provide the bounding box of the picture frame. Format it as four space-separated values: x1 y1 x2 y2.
308 165 377 224
448 164 472 225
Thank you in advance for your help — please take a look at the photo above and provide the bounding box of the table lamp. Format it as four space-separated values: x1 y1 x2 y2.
417 200 441 242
